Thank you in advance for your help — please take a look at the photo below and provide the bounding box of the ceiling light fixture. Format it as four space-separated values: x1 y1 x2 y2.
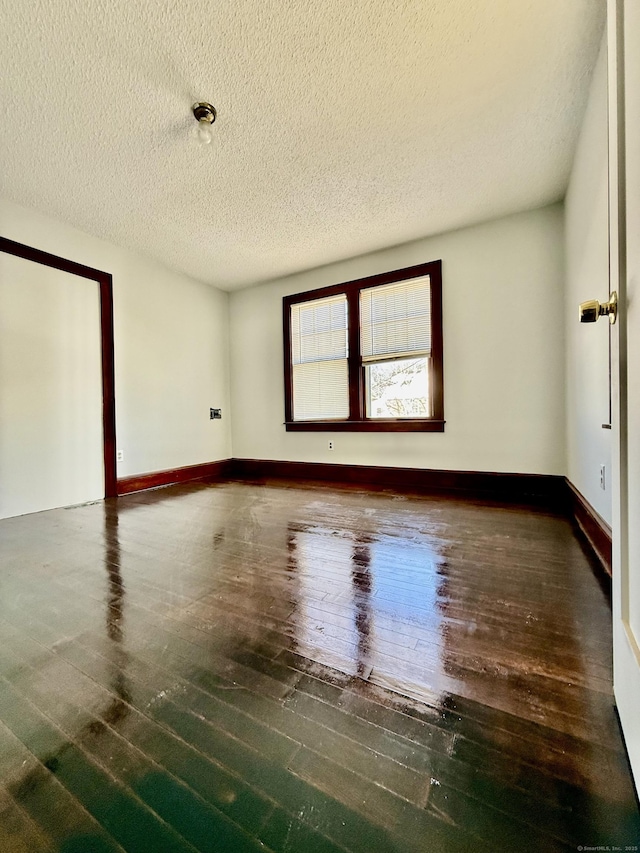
192 102 216 145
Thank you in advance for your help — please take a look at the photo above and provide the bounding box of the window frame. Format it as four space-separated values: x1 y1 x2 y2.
283 261 444 432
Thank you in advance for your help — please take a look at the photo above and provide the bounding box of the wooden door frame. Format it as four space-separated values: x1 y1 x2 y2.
0 236 117 498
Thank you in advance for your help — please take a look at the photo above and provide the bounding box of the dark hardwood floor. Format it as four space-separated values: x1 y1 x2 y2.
0 479 637 852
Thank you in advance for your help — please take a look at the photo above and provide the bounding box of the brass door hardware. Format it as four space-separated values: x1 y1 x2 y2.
579 291 618 324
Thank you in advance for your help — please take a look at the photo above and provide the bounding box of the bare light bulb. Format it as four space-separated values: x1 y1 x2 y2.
196 120 213 145
192 102 216 147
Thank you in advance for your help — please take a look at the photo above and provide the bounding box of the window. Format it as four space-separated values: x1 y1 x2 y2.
283 261 444 431
290 294 349 421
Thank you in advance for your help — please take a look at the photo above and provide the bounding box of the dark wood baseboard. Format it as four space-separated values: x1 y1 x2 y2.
565 479 612 577
117 459 232 495
229 458 567 505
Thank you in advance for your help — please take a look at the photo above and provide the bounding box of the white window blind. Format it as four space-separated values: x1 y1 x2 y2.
360 276 431 362
291 294 349 420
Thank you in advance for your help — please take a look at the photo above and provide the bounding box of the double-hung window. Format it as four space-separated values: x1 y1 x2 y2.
283 261 444 431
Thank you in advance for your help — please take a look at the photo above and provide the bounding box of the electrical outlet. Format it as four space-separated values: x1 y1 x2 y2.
600 464 606 490
116 450 124 462
328 441 334 450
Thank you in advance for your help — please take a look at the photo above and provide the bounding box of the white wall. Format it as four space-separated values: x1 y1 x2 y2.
229 204 566 475
0 253 103 518
0 197 232 481
565 33 611 524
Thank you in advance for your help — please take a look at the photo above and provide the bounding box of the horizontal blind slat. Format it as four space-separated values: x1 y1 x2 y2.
291 294 348 364
291 294 349 420
360 276 431 359
292 359 349 420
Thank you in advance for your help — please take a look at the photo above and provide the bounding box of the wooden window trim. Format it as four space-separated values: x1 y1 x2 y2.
283 261 444 432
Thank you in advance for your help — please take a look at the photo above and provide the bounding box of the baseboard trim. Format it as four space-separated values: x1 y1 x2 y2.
117 459 232 495
229 458 567 505
565 479 612 576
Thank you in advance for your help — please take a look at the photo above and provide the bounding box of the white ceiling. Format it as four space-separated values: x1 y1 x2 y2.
0 0 605 291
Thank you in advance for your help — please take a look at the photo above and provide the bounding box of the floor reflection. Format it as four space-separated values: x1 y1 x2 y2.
101 500 131 722
104 500 124 644
285 524 301 658
351 534 373 680
286 517 447 702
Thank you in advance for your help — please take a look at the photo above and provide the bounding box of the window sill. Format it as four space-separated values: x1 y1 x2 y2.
284 419 445 432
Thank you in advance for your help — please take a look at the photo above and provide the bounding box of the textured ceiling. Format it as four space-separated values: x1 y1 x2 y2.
0 0 605 290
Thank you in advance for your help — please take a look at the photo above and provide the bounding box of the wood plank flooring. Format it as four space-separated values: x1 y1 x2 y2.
0 479 637 852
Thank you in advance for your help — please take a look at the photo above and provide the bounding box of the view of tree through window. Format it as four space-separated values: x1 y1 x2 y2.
366 357 429 418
